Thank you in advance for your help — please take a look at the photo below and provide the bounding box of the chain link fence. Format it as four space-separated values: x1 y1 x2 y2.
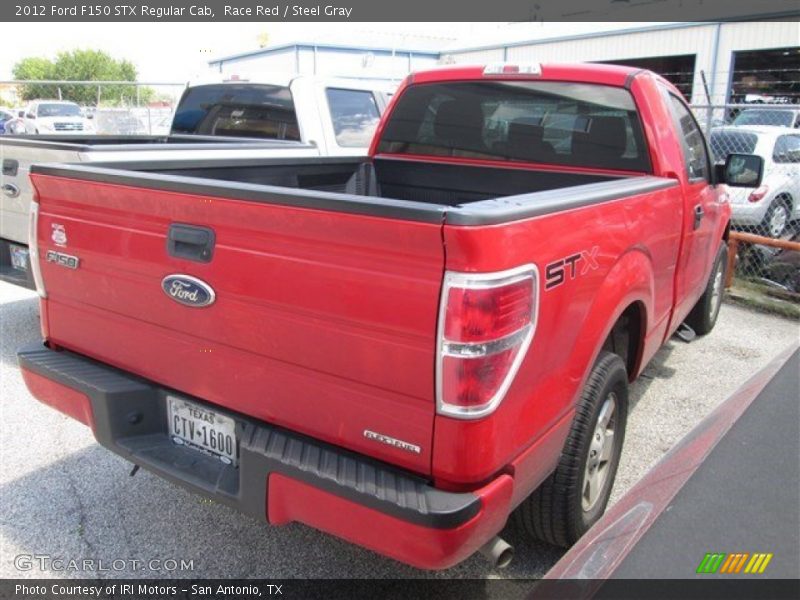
0 81 185 135
91 107 175 135
690 104 800 302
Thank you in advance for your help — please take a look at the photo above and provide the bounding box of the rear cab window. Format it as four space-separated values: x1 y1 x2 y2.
171 83 300 140
325 88 381 148
376 80 651 172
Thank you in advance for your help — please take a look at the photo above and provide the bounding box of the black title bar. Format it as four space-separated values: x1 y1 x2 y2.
3 0 800 22
3 579 800 600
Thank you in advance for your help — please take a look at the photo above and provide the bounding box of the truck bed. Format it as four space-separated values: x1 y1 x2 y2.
0 133 311 152
28 156 676 476
0 135 317 287
32 156 674 225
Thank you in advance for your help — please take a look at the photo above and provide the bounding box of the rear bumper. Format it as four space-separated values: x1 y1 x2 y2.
17 342 514 570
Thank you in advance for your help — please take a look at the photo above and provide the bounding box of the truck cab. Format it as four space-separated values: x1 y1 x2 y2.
173 75 394 156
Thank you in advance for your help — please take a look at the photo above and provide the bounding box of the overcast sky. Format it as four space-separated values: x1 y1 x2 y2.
0 22 655 83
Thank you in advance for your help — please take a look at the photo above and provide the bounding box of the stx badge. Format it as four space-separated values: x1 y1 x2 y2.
544 246 599 290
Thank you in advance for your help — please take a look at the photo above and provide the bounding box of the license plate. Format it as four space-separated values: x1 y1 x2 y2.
10 245 28 271
167 396 238 466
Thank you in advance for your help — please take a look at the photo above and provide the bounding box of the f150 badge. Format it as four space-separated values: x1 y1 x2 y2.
545 246 600 291
46 250 79 270
161 274 216 308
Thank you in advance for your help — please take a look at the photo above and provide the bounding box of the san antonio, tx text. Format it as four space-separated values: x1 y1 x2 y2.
16 583 280 597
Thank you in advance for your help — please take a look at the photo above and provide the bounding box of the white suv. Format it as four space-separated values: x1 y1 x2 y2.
21 100 95 134
711 126 800 238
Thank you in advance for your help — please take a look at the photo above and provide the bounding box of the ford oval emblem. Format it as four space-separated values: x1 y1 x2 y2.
161 274 216 308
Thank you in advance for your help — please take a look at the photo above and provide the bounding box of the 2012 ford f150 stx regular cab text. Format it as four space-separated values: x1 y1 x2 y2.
18 63 764 570
0 76 390 288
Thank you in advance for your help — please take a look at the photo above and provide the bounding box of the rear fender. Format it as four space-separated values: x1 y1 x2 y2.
568 248 654 392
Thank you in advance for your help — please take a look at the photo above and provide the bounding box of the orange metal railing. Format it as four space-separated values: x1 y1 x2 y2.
726 231 800 289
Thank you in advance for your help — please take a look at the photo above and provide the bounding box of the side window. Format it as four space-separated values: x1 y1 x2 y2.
774 135 800 163
325 88 381 148
667 94 710 181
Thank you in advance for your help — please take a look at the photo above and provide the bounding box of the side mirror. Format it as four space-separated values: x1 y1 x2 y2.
26 113 36 120
716 153 764 188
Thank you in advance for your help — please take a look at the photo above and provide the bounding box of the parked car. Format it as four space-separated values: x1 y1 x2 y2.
18 100 96 134
710 126 800 238
1 109 27 134
733 107 800 129
19 63 761 570
0 76 393 288
0 109 15 134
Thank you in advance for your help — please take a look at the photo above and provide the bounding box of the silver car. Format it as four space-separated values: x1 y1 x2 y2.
711 126 800 238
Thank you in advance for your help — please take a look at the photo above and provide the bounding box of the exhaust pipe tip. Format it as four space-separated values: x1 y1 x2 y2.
479 535 514 569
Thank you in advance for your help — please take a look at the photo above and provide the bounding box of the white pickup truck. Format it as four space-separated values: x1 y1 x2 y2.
17 100 96 135
0 75 393 287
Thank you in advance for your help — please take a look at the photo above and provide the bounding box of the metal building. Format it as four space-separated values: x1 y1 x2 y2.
445 21 800 105
209 42 441 84
208 22 798 105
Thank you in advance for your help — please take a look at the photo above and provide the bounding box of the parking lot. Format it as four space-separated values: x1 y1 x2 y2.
0 280 797 579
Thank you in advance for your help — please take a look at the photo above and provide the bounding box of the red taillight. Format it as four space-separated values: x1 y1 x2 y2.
748 185 769 203
444 279 534 343
29 191 46 298
436 265 538 419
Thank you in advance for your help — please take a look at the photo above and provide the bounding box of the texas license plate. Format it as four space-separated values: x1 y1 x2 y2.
167 396 238 466
10 244 28 271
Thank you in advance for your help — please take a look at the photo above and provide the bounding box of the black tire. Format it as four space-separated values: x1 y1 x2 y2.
514 351 628 547
684 241 727 336
761 197 791 239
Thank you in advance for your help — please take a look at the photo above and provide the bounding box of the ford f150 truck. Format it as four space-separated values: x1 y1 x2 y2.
18 63 763 570
0 76 391 288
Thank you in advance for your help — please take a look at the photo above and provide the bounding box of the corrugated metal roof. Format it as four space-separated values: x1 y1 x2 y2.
209 41 443 65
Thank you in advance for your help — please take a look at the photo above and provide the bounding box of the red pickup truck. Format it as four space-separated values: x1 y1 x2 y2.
18 63 763 570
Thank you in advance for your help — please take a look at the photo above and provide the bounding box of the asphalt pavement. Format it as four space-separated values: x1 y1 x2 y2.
1 281 797 579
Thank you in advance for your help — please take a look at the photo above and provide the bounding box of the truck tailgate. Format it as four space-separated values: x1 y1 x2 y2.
30 173 445 474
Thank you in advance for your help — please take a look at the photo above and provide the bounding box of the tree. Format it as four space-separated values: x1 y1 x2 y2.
13 49 144 106
12 57 56 101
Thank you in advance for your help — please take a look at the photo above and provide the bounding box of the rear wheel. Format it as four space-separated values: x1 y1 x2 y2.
685 241 727 336
514 351 628 547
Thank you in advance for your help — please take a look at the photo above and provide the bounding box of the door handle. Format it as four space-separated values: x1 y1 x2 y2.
167 223 215 263
693 204 705 230
1 183 20 198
